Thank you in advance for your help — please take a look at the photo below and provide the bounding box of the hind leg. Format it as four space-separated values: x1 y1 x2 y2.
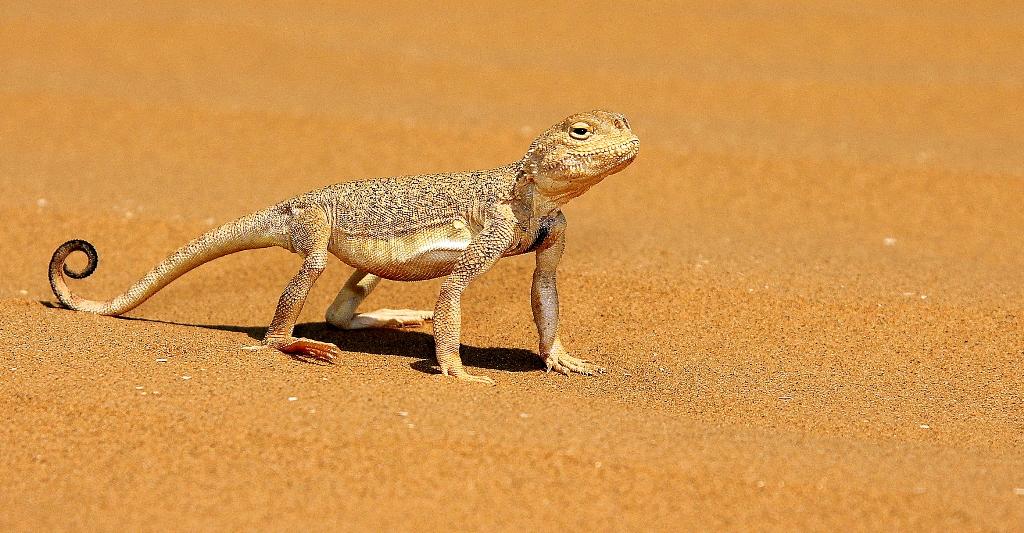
252 205 341 362
325 270 433 329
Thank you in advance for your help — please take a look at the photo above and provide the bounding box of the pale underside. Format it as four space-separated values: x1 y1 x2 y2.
329 218 474 281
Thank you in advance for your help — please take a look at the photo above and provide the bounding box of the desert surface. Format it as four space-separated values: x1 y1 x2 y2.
2 1 1022 530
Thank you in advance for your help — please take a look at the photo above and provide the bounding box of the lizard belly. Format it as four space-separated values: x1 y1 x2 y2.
331 223 472 281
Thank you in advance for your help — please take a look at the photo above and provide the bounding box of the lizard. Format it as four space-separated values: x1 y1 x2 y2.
48 110 640 384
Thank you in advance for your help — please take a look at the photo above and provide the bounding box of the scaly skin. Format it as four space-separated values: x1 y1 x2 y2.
48 110 640 384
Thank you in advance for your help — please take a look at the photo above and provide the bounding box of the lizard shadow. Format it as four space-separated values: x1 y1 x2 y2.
114 314 540 374
40 301 541 373
294 322 542 374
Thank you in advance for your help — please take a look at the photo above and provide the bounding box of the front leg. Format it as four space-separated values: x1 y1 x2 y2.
433 212 516 385
532 223 605 376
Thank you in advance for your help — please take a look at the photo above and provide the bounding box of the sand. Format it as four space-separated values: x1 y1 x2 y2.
2 1 1023 530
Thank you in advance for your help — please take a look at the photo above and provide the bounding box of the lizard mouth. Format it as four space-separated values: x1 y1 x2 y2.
575 138 639 175
553 138 639 182
573 138 640 160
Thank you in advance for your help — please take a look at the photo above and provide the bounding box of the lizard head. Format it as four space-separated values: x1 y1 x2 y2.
521 110 640 205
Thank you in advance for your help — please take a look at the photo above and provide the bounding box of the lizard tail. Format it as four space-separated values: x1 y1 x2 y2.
49 209 285 316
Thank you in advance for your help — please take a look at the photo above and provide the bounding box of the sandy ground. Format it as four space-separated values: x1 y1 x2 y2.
2 1 1023 530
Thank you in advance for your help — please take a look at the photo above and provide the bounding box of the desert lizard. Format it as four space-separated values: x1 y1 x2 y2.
48 110 639 384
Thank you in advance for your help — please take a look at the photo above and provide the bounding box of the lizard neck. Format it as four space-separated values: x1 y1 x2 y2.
510 161 562 220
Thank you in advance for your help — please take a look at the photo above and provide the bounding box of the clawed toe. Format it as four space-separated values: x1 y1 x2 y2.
546 361 572 376
544 354 605 377
386 309 433 327
272 338 341 363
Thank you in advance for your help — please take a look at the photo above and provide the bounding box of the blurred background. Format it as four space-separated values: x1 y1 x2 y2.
3 1 1022 301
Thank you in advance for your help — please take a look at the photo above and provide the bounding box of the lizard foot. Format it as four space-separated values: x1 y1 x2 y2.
331 309 434 330
264 337 341 363
441 367 496 385
544 352 606 377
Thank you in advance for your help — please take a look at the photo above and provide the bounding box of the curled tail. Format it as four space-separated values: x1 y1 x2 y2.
49 209 287 316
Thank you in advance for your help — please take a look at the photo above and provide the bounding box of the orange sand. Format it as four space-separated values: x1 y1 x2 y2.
2 1 1023 530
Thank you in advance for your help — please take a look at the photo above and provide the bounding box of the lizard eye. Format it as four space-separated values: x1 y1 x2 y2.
569 122 592 140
